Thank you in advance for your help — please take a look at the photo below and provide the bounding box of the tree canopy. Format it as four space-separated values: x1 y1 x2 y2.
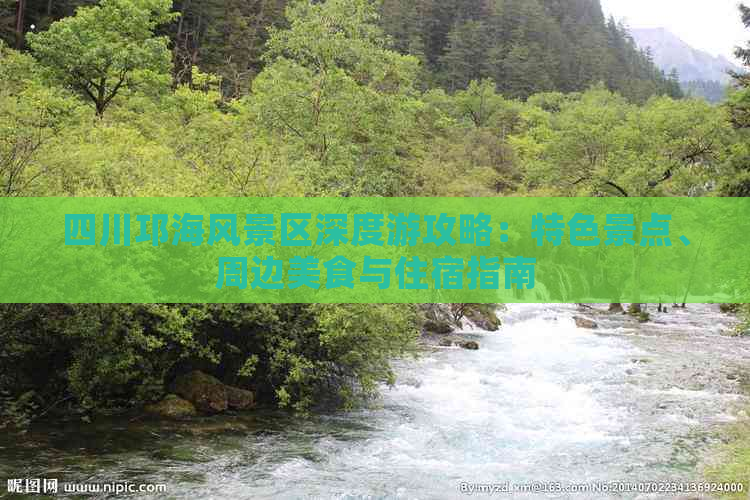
27 0 174 116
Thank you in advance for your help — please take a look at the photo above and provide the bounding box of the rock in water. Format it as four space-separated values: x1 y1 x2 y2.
608 303 624 313
171 371 229 413
628 303 643 315
574 316 598 329
145 395 197 420
464 305 501 331
719 303 740 314
438 338 454 347
225 386 255 410
459 340 480 350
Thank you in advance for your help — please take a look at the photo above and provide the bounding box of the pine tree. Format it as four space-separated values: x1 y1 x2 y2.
379 0 429 63
728 3 750 128
438 19 492 91
736 3 750 67
169 0 287 97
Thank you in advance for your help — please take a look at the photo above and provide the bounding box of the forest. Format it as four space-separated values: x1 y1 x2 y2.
3 0 684 100
0 0 749 433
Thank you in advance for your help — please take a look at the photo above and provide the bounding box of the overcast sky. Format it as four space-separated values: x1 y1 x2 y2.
601 0 748 63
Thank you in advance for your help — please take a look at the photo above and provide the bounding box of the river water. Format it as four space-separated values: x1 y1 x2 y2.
1 304 749 499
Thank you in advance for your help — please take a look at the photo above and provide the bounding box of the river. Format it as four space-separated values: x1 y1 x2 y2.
1 304 749 499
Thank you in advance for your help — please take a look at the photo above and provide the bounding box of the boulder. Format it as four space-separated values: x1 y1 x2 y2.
438 338 454 347
423 319 454 334
574 316 598 329
171 371 228 413
628 303 643 315
145 395 197 420
608 303 624 313
465 306 501 331
225 386 255 410
420 304 456 334
719 303 740 314
459 340 480 350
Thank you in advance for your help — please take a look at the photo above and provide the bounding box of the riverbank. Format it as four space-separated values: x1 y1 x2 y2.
0 304 421 426
0 303 503 429
704 365 750 499
704 418 750 499
703 307 750 499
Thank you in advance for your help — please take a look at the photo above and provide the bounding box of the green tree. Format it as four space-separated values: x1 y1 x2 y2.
728 3 750 129
415 80 524 196
438 19 491 92
516 86 731 197
27 0 174 117
248 0 421 196
736 4 750 67
169 0 287 97
0 43 81 196
720 3 750 195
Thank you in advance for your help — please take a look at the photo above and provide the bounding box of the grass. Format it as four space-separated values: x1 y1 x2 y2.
704 420 750 499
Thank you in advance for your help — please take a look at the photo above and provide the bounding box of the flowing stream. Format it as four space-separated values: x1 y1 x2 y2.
2 304 749 499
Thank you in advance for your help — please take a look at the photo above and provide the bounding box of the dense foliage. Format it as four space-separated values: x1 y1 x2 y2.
381 0 682 101
0 0 749 426
26 0 175 116
4 0 681 100
0 303 419 425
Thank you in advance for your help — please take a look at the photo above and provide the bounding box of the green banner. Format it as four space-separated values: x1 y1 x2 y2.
0 197 747 303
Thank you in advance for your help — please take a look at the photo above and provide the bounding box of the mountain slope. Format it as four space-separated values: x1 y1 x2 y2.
1 0 684 102
630 27 741 83
379 0 682 101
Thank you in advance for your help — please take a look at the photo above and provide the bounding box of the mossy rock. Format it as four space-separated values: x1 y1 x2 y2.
423 319 454 334
608 303 625 313
458 340 479 350
171 371 228 413
436 336 479 349
465 305 501 331
720 303 741 314
225 386 255 410
144 394 197 420
627 303 642 315
638 312 650 323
